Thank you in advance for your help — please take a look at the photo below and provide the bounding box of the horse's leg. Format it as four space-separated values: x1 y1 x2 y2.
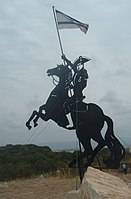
26 110 38 130
80 139 93 161
87 132 106 166
33 104 46 127
34 110 49 126
69 137 93 168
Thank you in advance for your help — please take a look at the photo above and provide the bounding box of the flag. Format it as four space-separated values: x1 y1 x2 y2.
55 10 89 34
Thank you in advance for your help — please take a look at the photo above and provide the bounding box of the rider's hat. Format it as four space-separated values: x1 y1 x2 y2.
73 56 91 67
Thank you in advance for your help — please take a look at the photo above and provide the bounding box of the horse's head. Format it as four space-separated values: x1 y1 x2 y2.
47 64 71 78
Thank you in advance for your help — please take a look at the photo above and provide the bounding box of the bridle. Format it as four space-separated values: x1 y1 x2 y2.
51 75 59 86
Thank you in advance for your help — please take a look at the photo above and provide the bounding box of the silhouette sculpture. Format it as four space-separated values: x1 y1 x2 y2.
26 55 125 169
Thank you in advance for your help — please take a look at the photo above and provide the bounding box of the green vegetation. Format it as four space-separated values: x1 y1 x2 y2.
0 144 130 181
0 144 74 181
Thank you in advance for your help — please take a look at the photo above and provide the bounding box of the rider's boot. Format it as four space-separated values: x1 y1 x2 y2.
66 117 76 130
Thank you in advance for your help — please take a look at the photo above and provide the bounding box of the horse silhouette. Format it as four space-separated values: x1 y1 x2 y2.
26 62 125 169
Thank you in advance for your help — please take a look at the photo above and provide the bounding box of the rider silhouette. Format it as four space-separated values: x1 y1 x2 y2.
60 55 90 129
61 54 89 102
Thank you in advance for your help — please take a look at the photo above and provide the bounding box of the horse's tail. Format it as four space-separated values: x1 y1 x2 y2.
104 115 125 168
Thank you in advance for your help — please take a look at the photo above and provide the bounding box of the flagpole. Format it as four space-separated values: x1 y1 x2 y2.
52 6 64 56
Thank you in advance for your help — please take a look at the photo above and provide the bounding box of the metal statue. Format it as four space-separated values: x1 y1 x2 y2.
26 55 125 169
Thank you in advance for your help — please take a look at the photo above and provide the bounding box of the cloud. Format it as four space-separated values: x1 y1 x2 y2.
99 90 131 115
0 0 131 146
26 95 42 111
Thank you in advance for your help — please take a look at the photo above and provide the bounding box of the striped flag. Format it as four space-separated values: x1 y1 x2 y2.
56 10 89 34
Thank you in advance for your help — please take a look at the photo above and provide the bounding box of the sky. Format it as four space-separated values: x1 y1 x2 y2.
0 0 131 147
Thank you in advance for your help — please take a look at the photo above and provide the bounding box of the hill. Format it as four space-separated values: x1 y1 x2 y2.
0 144 75 181
0 144 130 181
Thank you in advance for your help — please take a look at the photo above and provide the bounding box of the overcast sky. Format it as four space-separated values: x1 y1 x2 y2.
0 0 131 146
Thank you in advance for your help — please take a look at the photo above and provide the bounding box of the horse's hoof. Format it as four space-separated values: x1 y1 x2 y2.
34 122 38 127
25 122 32 130
84 160 92 168
28 125 32 130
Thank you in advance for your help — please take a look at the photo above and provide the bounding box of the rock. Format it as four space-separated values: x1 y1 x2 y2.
80 167 131 199
66 189 81 199
0 182 8 187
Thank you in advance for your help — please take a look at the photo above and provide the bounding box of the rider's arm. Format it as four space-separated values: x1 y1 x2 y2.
61 54 75 70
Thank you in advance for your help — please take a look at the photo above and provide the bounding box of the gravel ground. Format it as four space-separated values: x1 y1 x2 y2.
0 171 131 199
0 177 79 199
